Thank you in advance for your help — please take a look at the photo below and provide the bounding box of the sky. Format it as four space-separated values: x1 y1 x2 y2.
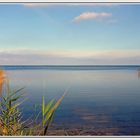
0 3 140 65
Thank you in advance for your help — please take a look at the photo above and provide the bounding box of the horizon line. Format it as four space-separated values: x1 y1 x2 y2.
0 64 140 66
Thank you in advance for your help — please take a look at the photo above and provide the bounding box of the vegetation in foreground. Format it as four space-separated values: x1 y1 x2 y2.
0 70 65 136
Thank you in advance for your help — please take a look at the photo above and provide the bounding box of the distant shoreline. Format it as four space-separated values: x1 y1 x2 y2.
0 65 140 67
0 65 140 71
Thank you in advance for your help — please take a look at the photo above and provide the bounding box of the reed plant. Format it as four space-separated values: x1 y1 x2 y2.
41 94 65 135
0 70 64 136
0 70 26 135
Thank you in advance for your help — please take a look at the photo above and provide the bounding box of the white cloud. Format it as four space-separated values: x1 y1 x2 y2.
0 48 140 65
73 12 112 22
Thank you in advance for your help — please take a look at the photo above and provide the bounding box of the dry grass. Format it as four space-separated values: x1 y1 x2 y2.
0 70 6 95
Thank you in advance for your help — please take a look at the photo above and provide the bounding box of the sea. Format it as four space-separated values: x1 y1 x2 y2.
1 65 140 135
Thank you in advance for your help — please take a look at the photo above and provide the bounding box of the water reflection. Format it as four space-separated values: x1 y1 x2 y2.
74 108 109 124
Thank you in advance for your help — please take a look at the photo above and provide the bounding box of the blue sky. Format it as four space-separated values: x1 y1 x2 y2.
0 3 140 65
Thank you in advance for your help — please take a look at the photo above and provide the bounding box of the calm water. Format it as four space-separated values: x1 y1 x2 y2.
2 65 140 135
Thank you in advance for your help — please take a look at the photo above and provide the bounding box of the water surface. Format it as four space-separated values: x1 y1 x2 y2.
2 65 140 135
